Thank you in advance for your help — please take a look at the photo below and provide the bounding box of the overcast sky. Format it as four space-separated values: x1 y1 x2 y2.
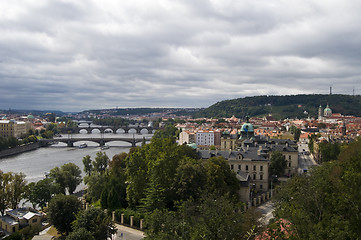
0 0 360 112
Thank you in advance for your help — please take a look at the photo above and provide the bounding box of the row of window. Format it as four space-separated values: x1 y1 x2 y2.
230 164 264 172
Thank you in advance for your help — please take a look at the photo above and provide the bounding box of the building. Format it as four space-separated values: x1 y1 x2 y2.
198 148 270 193
196 130 215 146
0 208 43 234
0 120 31 138
179 131 195 144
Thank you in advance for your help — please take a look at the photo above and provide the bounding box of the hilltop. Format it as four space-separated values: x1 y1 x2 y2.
193 94 361 119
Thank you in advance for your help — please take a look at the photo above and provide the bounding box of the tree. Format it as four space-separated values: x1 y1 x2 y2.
62 163 82 195
270 151 287 177
145 194 245 240
49 163 82 195
83 171 108 203
25 178 54 209
71 207 116 240
93 152 109 174
66 228 95 240
319 141 340 162
203 156 240 200
48 194 81 235
100 168 127 210
273 139 361 239
1 172 27 210
82 155 93 176
0 170 9 215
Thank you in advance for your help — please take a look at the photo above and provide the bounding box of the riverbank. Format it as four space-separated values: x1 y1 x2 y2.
0 142 40 159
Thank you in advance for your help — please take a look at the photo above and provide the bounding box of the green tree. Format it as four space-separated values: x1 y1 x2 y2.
100 168 127 210
319 141 340 162
270 151 287 177
3 172 27 209
273 139 361 239
82 155 93 176
93 152 109 174
71 207 116 240
84 171 108 203
203 156 240 200
49 163 82 195
48 194 82 236
145 194 245 240
25 178 54 209
66 228 95 240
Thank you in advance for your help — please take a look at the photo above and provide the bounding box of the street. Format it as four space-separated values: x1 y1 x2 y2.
256 201 275 226
112 224 145 240
297 142 317 174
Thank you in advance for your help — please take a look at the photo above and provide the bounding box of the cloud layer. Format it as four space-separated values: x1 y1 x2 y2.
0 0 360 111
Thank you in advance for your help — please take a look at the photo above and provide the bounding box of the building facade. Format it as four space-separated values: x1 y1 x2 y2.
0 120 30 138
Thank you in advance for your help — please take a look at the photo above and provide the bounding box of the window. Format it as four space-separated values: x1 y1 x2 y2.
253 165 256 171
253 174 256 180
260 175 263 180
238 165 241 170
246 165 249 171
230 164 234 170
260 184 263 189
32 218 37 223
289 162 291 167
289 155 291 160
260 166 263 171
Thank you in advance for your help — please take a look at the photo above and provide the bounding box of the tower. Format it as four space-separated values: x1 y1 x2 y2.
318 105 323 120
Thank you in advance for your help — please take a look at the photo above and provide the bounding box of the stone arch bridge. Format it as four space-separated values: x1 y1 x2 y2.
61 126 156 134
39 137 151 148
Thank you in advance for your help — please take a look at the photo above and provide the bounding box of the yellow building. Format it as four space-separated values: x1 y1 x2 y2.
0 120 30 138
0 208 43 234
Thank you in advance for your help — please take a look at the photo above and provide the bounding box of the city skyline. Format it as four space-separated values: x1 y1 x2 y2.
1 0 360 111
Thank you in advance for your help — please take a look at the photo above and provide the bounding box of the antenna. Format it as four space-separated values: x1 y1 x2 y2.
353 87 355 96
330 85 332 95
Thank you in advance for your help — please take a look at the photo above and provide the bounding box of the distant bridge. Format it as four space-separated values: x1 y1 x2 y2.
61 126 157 134
39 137 152 148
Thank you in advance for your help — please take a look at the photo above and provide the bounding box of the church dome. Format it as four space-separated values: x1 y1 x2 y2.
241 122 254 133
323 104 332 117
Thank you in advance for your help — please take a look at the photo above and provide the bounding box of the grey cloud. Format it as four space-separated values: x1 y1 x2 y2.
0 0 360 111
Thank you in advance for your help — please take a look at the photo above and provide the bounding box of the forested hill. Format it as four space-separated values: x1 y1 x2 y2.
194 94 361 119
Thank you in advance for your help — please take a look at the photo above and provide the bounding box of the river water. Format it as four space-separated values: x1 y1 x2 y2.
0 131 153 184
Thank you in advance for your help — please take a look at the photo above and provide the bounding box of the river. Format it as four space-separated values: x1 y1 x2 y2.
0 132 153 184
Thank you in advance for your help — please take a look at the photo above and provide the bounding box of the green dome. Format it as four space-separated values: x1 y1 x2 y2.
27 115 35 119
241 123 254 133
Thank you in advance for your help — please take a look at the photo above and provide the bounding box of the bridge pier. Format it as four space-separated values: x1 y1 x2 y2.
67 141 74 147
131 139 136 147
99 139 105 147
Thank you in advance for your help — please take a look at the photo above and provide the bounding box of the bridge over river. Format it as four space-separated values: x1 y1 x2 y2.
61 125 157 134
39 137 152 148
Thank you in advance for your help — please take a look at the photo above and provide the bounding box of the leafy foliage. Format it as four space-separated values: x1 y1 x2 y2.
273 138 361 239
144 194 245 240
0 171 27 214
49 163 82 195
270 151 287 177
48 194 82 235
25 178 54 209
71 207 116 240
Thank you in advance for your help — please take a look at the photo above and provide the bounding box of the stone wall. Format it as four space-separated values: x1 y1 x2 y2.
0 142 40 158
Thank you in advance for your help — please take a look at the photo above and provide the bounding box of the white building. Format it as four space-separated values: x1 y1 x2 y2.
196 131 215 146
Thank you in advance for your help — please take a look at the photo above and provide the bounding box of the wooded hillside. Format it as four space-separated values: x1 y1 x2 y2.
194 94 361 119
